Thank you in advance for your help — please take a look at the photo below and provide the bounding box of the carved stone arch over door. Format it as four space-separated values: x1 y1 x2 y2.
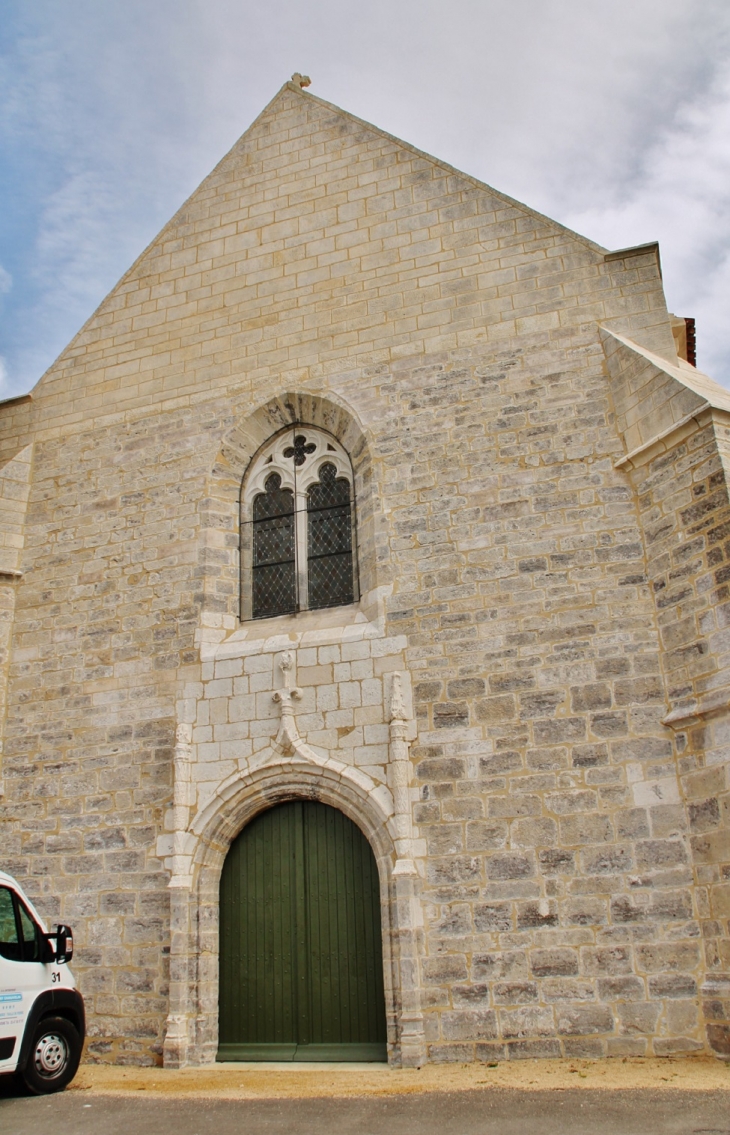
162 759 426 1070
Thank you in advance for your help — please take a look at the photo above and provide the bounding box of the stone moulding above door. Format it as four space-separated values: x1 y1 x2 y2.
169 666 417 891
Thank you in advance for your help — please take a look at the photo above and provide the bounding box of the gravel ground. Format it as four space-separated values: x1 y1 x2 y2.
64 1056 730 1099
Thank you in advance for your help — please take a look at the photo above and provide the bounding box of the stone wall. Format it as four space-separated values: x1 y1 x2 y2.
625 414 730 1058
382 341 699 1060
0 80 727 1064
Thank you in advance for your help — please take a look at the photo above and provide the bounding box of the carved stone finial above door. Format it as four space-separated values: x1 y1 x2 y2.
272 651 302 753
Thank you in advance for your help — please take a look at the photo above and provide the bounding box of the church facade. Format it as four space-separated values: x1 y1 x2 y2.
0 76 729 1066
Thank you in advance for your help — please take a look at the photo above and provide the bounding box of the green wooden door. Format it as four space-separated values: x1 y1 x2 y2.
218 800 387 1061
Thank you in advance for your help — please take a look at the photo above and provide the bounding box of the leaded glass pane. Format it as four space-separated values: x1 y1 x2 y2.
307 464 354 610
253 474 296 618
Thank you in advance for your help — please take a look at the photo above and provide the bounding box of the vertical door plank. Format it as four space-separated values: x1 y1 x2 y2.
301 801 386 1046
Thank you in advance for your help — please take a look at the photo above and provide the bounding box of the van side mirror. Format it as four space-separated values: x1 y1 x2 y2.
55 925 73 964
44 924 73 964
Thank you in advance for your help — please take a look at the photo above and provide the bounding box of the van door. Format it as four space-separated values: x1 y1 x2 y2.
0 885 54 1067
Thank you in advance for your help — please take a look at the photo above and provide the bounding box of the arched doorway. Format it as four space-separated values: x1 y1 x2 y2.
218 800 387 1061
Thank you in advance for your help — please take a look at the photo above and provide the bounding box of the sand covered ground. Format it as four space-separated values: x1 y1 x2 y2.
70 1056 730 1099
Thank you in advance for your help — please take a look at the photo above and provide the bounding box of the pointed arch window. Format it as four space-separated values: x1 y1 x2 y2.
241 427 358 620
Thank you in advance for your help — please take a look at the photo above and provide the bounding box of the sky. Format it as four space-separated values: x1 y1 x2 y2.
1 0 730 398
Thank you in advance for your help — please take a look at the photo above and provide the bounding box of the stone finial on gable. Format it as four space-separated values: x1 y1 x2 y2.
291 73 311 89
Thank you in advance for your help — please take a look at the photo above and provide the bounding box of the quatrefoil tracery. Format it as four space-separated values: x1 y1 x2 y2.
283 435 317 466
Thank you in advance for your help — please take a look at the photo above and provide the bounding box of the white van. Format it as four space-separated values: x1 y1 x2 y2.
0 870 85 1093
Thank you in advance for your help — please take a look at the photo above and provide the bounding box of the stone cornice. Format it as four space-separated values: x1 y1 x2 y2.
0 394 32 411
662 686 730 729
604 241 662 277
614 403 730 471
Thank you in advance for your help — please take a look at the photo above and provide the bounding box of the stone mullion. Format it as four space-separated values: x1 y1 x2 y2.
294 487 309 611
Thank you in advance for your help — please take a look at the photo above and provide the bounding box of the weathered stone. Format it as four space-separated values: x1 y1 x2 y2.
427 857 481 885
493 983 538 1005
597 977 646 1001
582 847 634 874
441 1010 498 1041
433 703 469 729
506 1039 561 1060
539 849 575 874
500 1006 554 1038
533 719 586 745
531 949 579 978
634 840 688 870
446 679 486 699
416 757 465 782
571 684 612 712
648 974 698 999
422 956 468 985
475 696 516 723
618 1002 662 1034
635 943 701 972
472 907 513 934
559 815 614 845
517 902 558 929
512 818 558 847
557 1005 615 1035
486 854 534 880
465 821 508 851
581 947 633 976
472 951 528 980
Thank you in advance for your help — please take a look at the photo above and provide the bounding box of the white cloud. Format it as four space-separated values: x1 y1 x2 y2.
0 266 11 295
0 357 8 391
564 61 730 380
1 0 730 392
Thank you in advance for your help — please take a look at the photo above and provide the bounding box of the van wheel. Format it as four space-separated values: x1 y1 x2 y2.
20 1016 82 1094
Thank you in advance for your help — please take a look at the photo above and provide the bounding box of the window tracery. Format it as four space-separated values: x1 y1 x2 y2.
241 427 357 620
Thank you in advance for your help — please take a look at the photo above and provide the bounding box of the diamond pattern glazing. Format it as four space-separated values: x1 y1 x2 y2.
252 474 296 618
307 464 354 610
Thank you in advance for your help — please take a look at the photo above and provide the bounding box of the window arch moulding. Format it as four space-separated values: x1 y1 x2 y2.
240 425 360 622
